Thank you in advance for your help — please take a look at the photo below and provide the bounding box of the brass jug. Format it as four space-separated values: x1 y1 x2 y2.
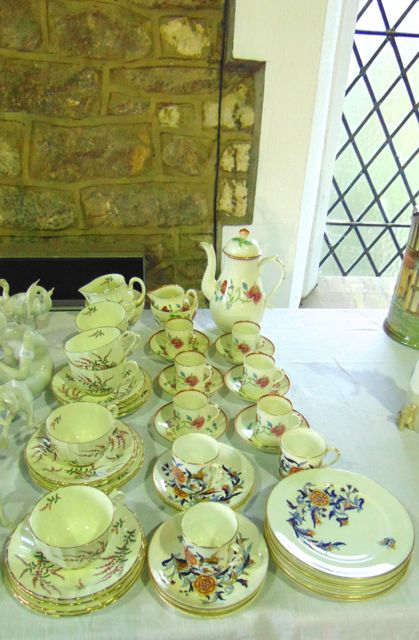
384 205 419 349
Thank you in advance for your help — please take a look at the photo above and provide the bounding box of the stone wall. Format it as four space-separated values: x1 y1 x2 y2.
0 0 260 292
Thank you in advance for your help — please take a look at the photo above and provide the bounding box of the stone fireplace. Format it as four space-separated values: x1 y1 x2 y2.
0 0 263 298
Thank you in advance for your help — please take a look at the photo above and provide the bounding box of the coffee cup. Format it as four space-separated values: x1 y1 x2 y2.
171 432 221 495
279 427 340 476
181 503 243 575
45 401 118 465
231 320 266 358
173 389 220 433
174 350 212 391
242 352 284 396
165 317 194 357
65 327 141 370
69 360 139 396
79 273 145 307
255 393 302 438
75 301 131 333
28 486 124 569
148 284 198 312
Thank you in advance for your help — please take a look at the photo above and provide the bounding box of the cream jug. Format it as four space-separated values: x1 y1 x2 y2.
200 229 285 331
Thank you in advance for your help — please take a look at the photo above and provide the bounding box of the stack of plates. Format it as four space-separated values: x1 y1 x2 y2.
24 421 144 493
4 505 146 616
265 468 414 600
148 512 268 616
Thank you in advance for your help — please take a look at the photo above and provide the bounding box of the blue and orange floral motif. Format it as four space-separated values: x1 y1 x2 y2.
379 537 396 550
161 533 254 603
162 462 244 507
214 279 262 311
286 481 365 552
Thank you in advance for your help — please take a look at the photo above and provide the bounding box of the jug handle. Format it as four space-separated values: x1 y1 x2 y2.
259 256 285 308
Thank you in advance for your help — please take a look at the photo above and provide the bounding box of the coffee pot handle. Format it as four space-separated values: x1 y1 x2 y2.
258 256 285 308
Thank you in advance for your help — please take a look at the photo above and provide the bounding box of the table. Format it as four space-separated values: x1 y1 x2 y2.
1 308 418 640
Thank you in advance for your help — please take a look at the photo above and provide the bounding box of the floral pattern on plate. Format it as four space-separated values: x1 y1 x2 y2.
157 364 224 397
25 421 144 489
234 404 309 454
5 505 146 601
215 333 275 365
153 402 227 442
149 330 210 362
225 364 290 401
153 443 254 511
148 511 268 613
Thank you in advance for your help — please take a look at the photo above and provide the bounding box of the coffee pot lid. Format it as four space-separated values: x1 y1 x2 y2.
223 229 262 259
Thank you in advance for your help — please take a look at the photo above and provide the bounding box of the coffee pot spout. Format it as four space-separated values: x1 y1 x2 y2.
200 241 217 302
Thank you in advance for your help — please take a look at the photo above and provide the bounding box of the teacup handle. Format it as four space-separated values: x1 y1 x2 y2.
128 277 146 305
185 289 198 307
207 402 220 422
107 403 119 420
203 365 213 382
259 256 285 308
109 489 125 508
323 447 340 467
227 538 245 569
272 368 285 388
121 330 141 358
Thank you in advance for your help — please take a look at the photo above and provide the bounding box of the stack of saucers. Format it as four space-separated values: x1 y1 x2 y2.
5 488 146 616
51 326 151 416
265 468 414 600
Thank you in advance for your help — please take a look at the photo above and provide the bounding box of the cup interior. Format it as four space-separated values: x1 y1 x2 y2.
81 273 125 294
244 352 274 370
166 318 192 333
172 433 219 465
30 486 114 548
175 350 205 367
258 394 292 416
232 321 260 337
281 428 326 457
76 301 126 330
174 390 207 411
46 402 113 443
182 503 237 547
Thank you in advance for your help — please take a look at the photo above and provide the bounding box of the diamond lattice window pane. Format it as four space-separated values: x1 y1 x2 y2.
344 174 374 219
391 113 419 165
366 146 399 195
344 78 375 131
364 41 402 100
398 1 419 31
352 111 387 163
333 143 363 194
398 37 418 68
380 82 416 135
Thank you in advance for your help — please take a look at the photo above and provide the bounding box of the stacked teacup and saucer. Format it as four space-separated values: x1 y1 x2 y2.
25 400 145 493
148 500 268 615
4 485 147 615
51 324 151 417
78 272 146 326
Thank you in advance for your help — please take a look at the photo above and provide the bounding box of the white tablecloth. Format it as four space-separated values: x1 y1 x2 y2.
1 308 418 640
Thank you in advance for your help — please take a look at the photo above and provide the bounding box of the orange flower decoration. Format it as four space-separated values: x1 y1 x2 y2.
184 547 198 566
172 465 186 484
193 574 217 595
309 489 330 507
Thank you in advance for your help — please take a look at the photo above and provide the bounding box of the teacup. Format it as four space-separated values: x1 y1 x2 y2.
165 317 194 357
231 320 266 357
150 290 198 326
174 350 212 391
242 352 284 396
173 389 220 433
279 427 340 476
28 486 123 569
69 360 139 396
75 301 131 333
148 284 198 312
65 327 141 370
46 401 118 465
182 503 242 575
79 273 146 306
255 393 302 438
172 432 221 495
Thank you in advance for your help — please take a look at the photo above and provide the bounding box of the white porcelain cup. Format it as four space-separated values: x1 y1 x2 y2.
46 401 118 465
65 327 141 370
79 273 145 307
171 433 221 495
174 350 212 392
231 320 265 357
255 393 302 438
181 503 243 575
173 389 220 433
165 317 194 357
69 360 139 397
148 284 198 312
75 301 131 333
242 352 284 396
28 486 124 569
279 427 340 476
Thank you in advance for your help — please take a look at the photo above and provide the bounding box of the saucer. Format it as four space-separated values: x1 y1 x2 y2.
149 330 210 362
215 333 275 365
157 364 224 397
5 504 146 615
52 362 151 416
224 364 290 401
153 402 227 442
25 421 144 491
152 442 254 511
234 404 309 453
148 511 268 616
